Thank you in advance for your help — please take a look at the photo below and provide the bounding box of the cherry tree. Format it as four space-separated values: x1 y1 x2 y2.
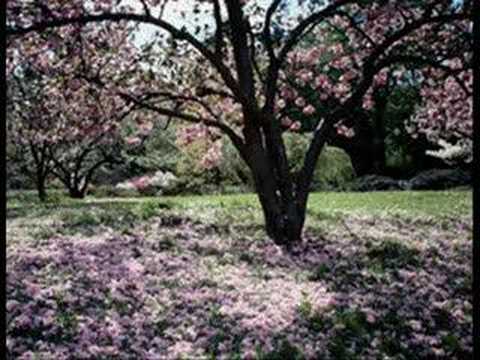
7 22 154 199
276 8 472 171
7 67 57 201
7 0 473 244
406 66 473 165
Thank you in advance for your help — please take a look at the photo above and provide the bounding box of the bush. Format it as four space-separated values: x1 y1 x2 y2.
176 134 355 194
217 140 254 189
114 170 179 196
96 132 355 197
88 185 138 198
312 146 356 191
284 133 355 191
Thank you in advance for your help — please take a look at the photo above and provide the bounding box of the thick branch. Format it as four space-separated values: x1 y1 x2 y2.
278 0 353 64
121 93 247 158
263 0 282 61
212 0 224 56
7 12 243 101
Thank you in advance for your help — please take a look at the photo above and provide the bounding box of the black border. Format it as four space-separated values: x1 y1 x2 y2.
1 0 7 356
1 1 478 358
472 0 479 358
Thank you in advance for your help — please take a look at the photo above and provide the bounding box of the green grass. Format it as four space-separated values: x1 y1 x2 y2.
158 190 471 219
7 189 472 221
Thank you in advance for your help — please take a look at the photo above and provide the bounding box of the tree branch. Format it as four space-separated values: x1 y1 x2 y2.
7 11 243 102
263 0 282 62
278 0 354 64
120 92 247 156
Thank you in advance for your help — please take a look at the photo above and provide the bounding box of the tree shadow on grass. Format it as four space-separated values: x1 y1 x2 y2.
174 217 472 359
6 210 472 359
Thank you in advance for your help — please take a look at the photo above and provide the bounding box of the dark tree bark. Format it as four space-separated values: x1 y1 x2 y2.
30 143 51 202
329 114 376 176
49 137 121 199
68 187 86 199
371 91 388 174
36 174 47 202
327 89 389 176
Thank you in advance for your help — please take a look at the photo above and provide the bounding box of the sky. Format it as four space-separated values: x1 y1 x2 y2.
122 0 305 46
124 0 464 46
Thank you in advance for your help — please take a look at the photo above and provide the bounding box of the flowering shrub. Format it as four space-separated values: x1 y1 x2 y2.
116 170 179 196
406 69 472 164
425 139 473 165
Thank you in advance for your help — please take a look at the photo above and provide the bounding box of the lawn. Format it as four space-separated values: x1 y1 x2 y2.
6 190 472 359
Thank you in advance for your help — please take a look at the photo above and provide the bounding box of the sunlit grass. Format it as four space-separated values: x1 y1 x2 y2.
7 189 472 220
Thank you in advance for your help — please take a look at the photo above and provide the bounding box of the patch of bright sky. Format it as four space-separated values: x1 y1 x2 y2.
124 0 463 46
122 0 311 46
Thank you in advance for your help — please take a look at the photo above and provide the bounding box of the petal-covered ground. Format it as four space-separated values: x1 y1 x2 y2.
7 191 472 359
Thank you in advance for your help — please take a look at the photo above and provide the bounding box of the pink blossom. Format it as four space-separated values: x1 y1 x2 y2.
302 105 316 115
289 121 301 131
295 97 306 108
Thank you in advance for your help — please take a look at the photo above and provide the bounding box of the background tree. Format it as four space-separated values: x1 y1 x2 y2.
6 22 156 199
406 65 473 166
7 0 473 245
7 67 56 201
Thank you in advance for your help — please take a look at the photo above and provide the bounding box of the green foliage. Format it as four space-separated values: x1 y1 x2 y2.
217 139 254 188
58 201 166 235
297 296 313 319
129 130 356 195
142 126 180 172
297 295 326 332
308 263 330 281
92 125 180 187
258 340 305 360
335 309 369 336
383 85 423 172
328 309 371 359
283 133 355 191
442 334 461 354
175 139 226 194
366 239 420 269
62 211 99 228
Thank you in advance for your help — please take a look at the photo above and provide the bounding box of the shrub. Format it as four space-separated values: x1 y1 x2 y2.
177 134 355 194
114 170 179 196
217 140 254 189
284 133 356 191
107 133 355 196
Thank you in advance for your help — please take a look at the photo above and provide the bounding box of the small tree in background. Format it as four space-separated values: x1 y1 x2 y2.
7 68 56 201
7 23 155 199
406 67 472 165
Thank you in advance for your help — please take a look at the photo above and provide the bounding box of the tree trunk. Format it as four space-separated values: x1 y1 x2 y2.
246 143 305 246
256 187 305 246
37 176 47 202
372 93 387 174
329 114 380 176
68 187 85 199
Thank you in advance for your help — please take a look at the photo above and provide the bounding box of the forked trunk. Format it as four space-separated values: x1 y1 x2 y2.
249 151 306 246
68 187 85 199
36 172 47 202
37 181 47 202
258 191 305 246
